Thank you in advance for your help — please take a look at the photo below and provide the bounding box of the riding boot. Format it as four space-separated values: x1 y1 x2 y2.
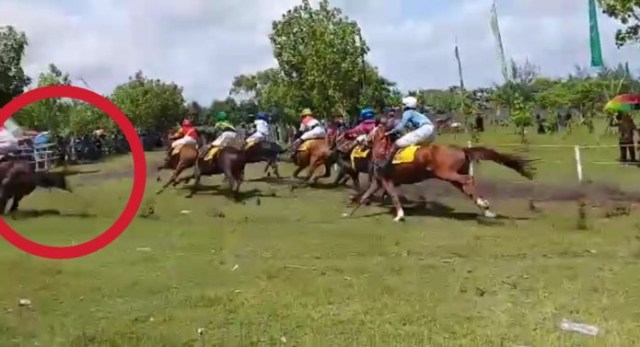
290 139 301 160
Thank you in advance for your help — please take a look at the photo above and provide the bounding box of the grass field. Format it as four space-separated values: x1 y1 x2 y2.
1 125 640 346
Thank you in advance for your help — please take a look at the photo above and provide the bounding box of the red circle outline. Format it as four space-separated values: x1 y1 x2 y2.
0 85 147 259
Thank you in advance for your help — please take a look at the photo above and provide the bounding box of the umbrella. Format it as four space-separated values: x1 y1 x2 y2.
604 94 640 113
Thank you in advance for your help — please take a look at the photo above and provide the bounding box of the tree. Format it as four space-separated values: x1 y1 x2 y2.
0 26 31 107
15 64 72 133
269 0 368 117
598 0 640 46
110 71 186 130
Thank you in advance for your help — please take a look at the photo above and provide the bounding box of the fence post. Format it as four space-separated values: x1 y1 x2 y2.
574 145 583 183
467 140 474 176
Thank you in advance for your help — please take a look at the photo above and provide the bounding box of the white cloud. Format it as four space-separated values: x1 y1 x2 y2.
0 0 638 103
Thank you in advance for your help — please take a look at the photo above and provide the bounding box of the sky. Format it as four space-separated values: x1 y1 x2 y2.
1 0 638 104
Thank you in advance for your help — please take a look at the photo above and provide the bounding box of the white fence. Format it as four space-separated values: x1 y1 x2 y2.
16 143 59 172
467 141 629 183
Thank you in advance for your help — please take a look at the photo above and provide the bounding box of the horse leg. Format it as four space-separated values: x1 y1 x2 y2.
271 160 282 179
222 166 240 201
0 195 8 215
436 170 496 218
379 178 405 222
343 178 382 217
185 172 201 198
321 157 332 179
308 156 325 185
157 163 186 195
9 195 22 214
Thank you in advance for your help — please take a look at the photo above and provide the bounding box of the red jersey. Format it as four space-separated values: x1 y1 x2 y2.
344 119 376 138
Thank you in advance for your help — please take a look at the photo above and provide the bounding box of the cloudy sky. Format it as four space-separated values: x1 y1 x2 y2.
1 0 638 103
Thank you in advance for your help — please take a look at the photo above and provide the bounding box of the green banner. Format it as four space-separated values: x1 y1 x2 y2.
588 0 604 68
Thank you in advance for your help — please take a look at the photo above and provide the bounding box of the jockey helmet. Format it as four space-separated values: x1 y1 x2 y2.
256 112 268 120
182 119 193 127
215 112 227 122
360 108 375 120
300 108 313 118
402 96 418 109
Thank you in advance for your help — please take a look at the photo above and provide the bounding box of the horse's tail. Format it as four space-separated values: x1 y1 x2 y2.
463 146 536 180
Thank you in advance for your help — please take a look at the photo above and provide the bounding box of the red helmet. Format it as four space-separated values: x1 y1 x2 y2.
182 119 192 127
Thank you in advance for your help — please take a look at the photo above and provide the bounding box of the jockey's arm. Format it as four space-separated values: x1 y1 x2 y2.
388 112 410 135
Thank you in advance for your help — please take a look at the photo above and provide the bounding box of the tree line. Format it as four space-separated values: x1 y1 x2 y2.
1 0 639 137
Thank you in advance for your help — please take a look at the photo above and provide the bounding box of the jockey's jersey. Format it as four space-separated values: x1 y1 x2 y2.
254 119 269 134
300 116 320 131
0 127 18 144
215 121 236 132
182 126 199 138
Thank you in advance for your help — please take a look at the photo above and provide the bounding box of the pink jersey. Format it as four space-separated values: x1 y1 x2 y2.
344 119 376 138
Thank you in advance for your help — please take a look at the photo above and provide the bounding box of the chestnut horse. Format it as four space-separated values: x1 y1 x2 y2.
344 125 536 221
290 138 333 184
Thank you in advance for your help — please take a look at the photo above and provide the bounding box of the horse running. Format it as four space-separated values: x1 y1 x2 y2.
0 160 72 214
344 124 536 221
290 137 333 184
156 143 245 199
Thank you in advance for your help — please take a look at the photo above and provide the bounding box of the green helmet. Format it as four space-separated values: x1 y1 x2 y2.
215 112 227 121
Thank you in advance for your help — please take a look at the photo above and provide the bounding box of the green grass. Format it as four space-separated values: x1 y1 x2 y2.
1 125 640 346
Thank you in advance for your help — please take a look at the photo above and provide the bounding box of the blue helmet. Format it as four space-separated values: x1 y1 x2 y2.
360 108 374 121
256 112 268 120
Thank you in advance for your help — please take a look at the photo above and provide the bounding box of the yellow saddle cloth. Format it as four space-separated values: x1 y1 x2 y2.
204 146 221 161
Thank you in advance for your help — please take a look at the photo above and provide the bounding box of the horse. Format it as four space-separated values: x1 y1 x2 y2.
157 142 246 199
0 160 72 214
239 133 286 179
344 124 536 222
290 135 333 184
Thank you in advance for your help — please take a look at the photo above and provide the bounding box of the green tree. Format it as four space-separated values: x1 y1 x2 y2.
0 26 31 107
15 64 72 133
110 71 186 130
269 0 368 117
598 0 640 46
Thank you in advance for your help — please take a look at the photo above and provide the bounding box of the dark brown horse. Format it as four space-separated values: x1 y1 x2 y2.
157 143 246 199
0 160 72 214
344 124 536 221
290 137 333 184
241 139 285 179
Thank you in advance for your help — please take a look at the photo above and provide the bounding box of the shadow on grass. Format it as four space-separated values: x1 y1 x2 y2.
348 200 529 223
7 209 97 220
179 184 283 202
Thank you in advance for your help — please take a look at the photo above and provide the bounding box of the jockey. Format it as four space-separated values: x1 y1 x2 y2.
245 112 270 147
211 112 238 147
291 108 327 152
379 96 435 169
343 107 377 144
170 119 199 151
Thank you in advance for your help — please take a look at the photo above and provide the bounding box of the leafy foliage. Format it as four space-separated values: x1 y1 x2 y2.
110 71 186 131
598 0 640 46
0 26 31 107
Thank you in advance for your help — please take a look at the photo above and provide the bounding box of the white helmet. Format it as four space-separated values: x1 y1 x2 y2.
402 96 418 109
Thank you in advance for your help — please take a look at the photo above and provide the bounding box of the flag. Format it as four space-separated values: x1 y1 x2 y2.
454 39 465 90
588 0 604 68
490 0 509 82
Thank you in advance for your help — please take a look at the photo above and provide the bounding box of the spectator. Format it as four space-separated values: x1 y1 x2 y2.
610 111 637 164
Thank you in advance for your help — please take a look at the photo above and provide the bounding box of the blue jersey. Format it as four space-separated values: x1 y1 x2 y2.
389 109 432 134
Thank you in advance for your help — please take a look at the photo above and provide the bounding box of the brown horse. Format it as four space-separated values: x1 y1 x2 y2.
241 138 285 179
344 125 536 221
0 160 72 214
157 143 246 199
291 138 333 184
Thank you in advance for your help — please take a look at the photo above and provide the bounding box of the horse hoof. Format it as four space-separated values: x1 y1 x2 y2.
341 212 349 218
393 216 405 222
483 210 497 218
